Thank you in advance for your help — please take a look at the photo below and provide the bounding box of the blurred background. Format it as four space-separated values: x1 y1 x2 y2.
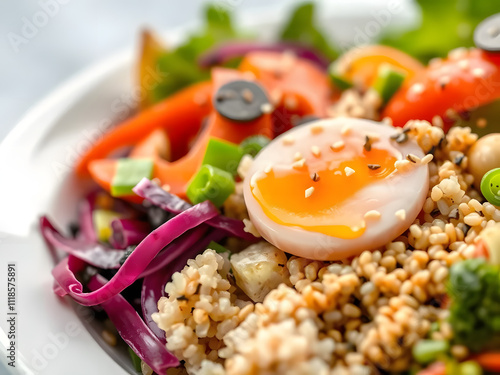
0 0 494 141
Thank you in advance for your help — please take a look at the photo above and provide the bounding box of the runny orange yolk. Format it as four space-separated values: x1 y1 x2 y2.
251 146 398 239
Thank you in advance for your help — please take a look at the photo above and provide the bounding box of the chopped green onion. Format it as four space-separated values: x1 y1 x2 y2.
412 339 449 364
328 63 353 91
127 347 142 372
186 164 235 207
372 64 407 104
111 158 154 197
208 241 231 255
202 137 244 176
240 135 271 157
92 209 121 242
458 360 482 375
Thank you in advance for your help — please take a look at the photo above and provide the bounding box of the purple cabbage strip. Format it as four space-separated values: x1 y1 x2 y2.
139 225 208 279
141 228 226 340
40 216 125 269
198 41 330 70
87 274 179 373
52 201 218 306
109 219 151 249
133 178 257 242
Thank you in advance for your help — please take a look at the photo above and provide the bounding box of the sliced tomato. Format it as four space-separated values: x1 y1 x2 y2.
383 49 500 131
239 51 331 136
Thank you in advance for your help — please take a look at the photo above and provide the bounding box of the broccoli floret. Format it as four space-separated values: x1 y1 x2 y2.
447 258 500 351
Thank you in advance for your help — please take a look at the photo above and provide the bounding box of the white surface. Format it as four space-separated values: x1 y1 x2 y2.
0 1 417 374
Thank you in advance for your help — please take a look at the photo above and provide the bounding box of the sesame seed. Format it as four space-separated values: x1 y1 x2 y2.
341 125 351 136
395 159 411 171
345 167 355 176
282 135 295 145
293 152 303 161
293 158 306 169
364 210 381 220
458 60 469 70
395 132 408 144
264 164 273 174
310 172 320 182
310 124 324 134
448 47 468 60
421 154 434 165
472 68 486 78
241 88 254 103
410 83 425 95
476 117 487 128
368 164 381 170
305 186 315 198
311 145 321 157
330 141 345 151
382 117 393 126
364 136 372 152
334 171 342 176
260 103 273 114
406 154 420 163
454 154 465 166
395 209 406 221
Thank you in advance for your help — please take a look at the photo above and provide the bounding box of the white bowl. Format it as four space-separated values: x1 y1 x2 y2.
0 2 415 373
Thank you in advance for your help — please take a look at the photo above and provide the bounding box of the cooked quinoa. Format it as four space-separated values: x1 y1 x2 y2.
152 103 500 374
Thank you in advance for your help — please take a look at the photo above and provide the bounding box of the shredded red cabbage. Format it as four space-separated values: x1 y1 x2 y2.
141 228 226 340
52 201 218 306
133 178 257 242
40 216 125 269
87 274 179 372
198 41 329 70
109 218 151 249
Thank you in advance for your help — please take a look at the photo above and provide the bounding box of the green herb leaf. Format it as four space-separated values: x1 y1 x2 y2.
151 4 248 102
280 2 338 60
447 258 500 351
380 0 499 62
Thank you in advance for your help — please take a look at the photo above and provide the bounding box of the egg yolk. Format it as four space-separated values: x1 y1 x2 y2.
251 146 398 239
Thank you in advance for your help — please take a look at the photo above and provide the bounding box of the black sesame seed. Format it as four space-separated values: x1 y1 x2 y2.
454 154 465 166
364 136 372 152
478 210 484 217
177 295 188 301
431 208 441 217
368 164 381 170
406 154 417 163
310 172 320 182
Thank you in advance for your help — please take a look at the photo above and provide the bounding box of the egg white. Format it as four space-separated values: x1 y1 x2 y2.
243 117 429 260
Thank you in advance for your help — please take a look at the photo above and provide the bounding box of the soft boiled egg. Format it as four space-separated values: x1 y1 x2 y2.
243 118 429 260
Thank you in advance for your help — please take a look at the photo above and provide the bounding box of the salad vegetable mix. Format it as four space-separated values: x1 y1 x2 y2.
41 2 500 375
